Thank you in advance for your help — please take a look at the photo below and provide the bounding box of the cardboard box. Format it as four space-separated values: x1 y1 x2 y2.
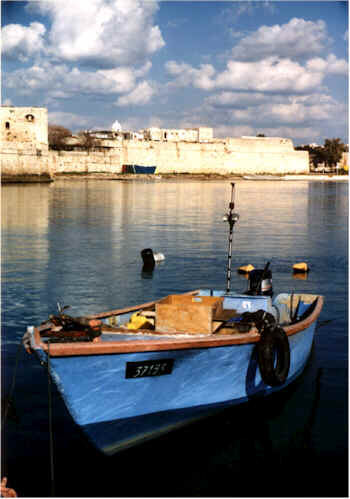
156 295 224 334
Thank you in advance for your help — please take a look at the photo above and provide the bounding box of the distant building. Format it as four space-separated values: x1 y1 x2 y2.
142 127 213 142
86 129 144 141
87 130 121 139
83 126 213 143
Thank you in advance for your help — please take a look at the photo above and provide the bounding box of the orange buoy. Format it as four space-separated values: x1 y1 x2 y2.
238 264 255 274
293 262 309 273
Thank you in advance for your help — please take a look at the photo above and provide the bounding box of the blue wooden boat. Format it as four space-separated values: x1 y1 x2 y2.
122 164 156 174
22 184 324 455
24 289 323 455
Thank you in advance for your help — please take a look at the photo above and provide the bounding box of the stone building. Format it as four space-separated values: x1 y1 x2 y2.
1 106 48 151
142 127 213 142
1 106 51 182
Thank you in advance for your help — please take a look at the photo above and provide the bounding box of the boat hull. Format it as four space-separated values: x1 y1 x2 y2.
122 165 156 174
41 321 316 455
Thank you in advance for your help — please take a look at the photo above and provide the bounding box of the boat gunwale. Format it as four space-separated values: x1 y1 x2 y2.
32 295 324 358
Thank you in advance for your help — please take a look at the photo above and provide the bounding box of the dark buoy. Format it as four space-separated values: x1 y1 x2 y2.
141 248 155 272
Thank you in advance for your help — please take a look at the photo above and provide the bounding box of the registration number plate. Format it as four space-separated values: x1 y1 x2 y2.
125 359 174 378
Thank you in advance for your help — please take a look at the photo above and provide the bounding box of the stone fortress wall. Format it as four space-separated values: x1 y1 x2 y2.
123 136 308 174
1 106 310 181
1 106 51 181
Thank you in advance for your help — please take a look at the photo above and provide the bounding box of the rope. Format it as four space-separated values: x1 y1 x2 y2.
47 341 55 497
2 340 23 426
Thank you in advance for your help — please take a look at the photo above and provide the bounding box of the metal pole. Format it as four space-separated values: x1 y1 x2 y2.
226 183 236 293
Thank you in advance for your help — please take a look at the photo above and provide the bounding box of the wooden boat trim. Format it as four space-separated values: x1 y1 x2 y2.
33 296 324 357
284 295 323 335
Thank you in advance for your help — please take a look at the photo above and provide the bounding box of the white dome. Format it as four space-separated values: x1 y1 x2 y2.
111 120 122 132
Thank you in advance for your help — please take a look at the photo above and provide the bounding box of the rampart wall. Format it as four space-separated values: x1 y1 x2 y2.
1 141 51 182
121 139 309 174
51 149 122 174
1 106 309 180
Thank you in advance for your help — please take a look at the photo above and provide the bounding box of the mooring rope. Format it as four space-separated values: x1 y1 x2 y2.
47 341 55 497
2 340 23 427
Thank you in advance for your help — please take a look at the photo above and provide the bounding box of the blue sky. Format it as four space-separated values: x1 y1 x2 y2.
1 1 348 145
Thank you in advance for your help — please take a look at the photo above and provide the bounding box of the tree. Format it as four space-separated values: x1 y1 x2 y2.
77 131 99 151
323 138 347 167
48 124 72 150
310 146 326 168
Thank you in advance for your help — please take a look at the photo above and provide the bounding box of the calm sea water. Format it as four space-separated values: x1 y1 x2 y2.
1 179 348 497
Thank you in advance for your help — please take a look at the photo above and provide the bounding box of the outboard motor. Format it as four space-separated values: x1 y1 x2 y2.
246 268 273 296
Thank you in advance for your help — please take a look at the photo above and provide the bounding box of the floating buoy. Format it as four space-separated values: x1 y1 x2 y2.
141 248 155 267
238 264 255 274
293 262 309 273
141 248 165 274
141 248 165 265
154 252 165 262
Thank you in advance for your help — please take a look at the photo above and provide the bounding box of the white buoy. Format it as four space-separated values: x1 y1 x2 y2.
153 252 165 262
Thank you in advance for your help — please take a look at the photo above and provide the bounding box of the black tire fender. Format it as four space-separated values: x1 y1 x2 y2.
257 325 290 387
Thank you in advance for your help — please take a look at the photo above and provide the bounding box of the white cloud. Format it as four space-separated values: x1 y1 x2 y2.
5 62 111 97
3 1 163 108
259 126 320 140
97 67 138 93
306 54 348 75
166 53 347 94
4 61 153 102
218 1 275 32
205 91 345 127
231 18 330 61
165 61 216 90
48 111 90 130
205 91 273 108
31 0 164 69
2 22 46 61
215 57 323 93
115 81 155 106
214 124 255 138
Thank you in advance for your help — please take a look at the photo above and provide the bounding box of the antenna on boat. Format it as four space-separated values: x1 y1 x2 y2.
223 183 239 293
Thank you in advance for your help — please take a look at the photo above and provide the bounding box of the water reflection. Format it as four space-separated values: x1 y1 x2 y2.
2 184 51 328
1 184 50 231
293 272 308 281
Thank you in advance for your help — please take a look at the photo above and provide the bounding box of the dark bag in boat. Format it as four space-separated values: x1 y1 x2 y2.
238 310 276 331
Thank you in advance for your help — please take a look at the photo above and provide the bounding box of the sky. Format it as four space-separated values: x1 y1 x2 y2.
1 0 348 145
